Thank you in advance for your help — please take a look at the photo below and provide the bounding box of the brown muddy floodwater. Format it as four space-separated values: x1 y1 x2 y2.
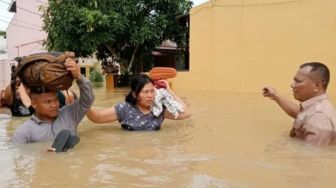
1 86 336 188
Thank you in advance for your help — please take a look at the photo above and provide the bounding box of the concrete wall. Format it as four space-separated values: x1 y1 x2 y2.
1 0 46 90
174 0 336 95
6 0 46 59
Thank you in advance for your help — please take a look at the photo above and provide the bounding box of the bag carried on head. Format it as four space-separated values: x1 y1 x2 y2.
15 51 77 91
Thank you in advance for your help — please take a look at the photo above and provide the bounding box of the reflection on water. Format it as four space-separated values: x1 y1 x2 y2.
1 87 336 187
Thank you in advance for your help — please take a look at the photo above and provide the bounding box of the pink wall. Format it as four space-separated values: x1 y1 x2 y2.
6 0 47 60
3 0 97 88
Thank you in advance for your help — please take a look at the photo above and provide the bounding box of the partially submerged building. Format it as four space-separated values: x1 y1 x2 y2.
173 0 336 95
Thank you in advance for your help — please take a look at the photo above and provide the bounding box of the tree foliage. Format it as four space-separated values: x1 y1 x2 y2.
42 0 192 74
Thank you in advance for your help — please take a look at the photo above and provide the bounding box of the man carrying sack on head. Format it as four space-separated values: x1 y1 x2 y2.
12 52 95 153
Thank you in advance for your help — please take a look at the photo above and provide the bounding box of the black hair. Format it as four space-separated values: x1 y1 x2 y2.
300 62 330 90
125 74 154 105
29 86 52 95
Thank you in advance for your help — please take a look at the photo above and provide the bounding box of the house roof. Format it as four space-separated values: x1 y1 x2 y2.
8 0 16 13
152 40 180 56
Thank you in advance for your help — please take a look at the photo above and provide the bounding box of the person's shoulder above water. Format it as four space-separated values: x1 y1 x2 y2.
86 74 190 130
263 62 335 146
115 101 133 109
12 118 36 144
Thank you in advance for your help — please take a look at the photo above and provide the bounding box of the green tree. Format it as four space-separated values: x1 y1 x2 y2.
41 0 192 74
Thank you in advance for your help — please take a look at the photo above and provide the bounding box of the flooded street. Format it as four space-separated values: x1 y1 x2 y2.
1 86 336 187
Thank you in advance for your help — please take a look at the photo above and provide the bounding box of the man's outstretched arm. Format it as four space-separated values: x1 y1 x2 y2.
263 86 300 118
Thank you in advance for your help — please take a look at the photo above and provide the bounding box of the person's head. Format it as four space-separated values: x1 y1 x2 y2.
125 74 155 108
30 87 59 121
291 62 330 102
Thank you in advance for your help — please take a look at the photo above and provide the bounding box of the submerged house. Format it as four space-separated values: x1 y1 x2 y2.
4 0 98 82
152 39 189 71
173 0 336 95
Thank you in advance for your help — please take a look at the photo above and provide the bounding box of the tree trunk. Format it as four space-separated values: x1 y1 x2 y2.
104 44 119 59
127 44 139 73
104 44 114 55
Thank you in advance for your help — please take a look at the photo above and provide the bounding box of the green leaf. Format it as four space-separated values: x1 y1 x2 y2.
42 0 192 74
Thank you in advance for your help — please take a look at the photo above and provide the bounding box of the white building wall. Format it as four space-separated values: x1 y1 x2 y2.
0 34 10 89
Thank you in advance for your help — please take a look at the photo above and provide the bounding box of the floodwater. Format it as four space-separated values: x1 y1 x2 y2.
1 86 336 188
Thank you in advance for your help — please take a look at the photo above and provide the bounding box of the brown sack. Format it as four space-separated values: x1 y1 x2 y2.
16 51 77 91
